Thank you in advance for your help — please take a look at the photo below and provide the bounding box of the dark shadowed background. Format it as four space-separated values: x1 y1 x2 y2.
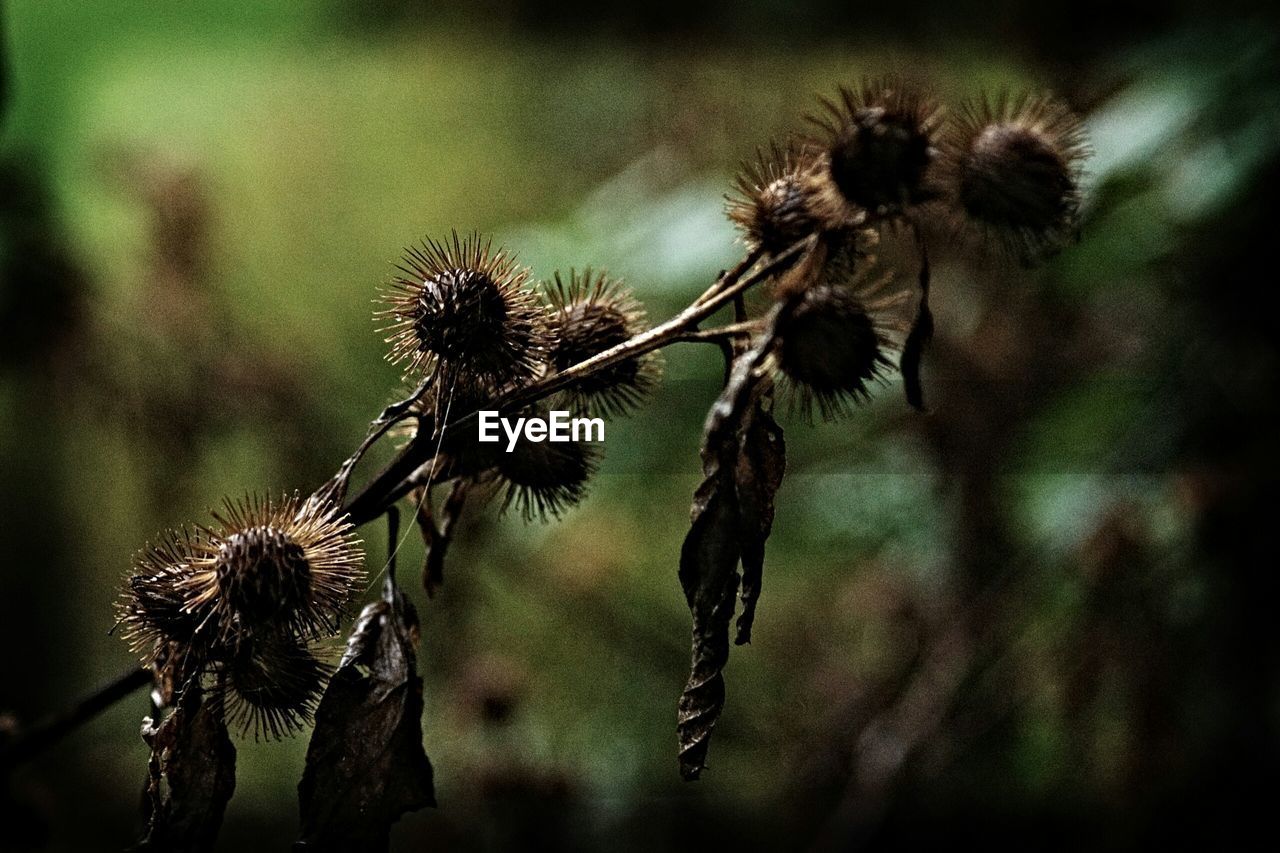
2 1 1278 850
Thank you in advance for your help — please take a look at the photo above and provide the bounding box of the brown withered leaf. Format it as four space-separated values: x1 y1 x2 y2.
901 228 933 412
296 572 435 852
135 688 236 853
734 407 785 645
677 303 789 780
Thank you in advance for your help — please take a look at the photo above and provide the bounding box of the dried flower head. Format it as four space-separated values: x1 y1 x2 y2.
775 277 905 420
726 142 823 256
118 529 205 667
497 418 600 521
378 232 548 391
805 77 942 221
544 270 659 418
217 635 329 739
942 91 1088 262
179 493 364 646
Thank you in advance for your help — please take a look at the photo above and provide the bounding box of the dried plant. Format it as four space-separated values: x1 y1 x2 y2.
0 74 1094 850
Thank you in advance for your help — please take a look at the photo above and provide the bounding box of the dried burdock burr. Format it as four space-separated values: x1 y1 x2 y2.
726 141 824 257
942 91 1088 263
805 77 942 221
179 493 364 645
544 269 660 418
775 278 903 421
217 634 329 740
378 231 548 392
497 417 600 522
118 529 206 669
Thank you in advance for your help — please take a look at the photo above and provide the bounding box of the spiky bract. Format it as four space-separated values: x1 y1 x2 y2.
942 91 1088 263
218 635 329 739
805 77 942 221
497 418 599 522
544 270 659 418
726 142 824 256
776 277 906 420
118 493 363 735
180 493 364 646
379 232 548 391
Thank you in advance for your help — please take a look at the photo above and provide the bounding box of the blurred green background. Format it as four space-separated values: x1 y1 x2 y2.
2 1 1278 850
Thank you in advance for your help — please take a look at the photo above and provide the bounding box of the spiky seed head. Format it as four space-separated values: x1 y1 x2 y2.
118 529 206 668
805 78 942 221
776 284 896 421
378 231 548 392
216 525 311 623
180 493 364 645
497 417 599 522
943 92 1088 263
217 635 328 740
544 270 659 418
726 142 824 256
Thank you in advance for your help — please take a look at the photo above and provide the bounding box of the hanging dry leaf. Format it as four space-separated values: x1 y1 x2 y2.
414 479 470 597
677 303 789 780
296 573 435 852
900 228 933 411
135 688 236 853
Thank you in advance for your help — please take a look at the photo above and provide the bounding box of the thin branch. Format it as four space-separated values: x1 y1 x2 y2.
670 321 762 345
319 375 433 506
0 667 152 767
12 239 802 750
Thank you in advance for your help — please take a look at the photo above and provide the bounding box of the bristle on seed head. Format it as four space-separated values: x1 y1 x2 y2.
776 282 898 421
215 635 329 740
497 417 599 522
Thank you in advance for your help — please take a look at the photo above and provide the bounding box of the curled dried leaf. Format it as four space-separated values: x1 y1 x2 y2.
414 479 470 597
296 572 435 852
677 302 790 780
135 688 236 853
900 227 933 412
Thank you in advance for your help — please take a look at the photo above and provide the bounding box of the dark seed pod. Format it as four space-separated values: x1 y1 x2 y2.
544 270 659 418
726 142 824 257
943 92 1088 263
805 77 942 221
180 493 364 645
216 635 329 739
776 282 899 421
497 416 599 522
378 231 548 392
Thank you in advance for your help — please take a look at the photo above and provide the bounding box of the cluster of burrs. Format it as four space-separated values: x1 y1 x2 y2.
114 76 1088 750
377 233 660 521
118 494 363 738
727 80 1088 416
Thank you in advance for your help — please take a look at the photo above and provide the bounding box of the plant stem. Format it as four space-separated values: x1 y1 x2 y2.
671 321 761 345
0 667 152 768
